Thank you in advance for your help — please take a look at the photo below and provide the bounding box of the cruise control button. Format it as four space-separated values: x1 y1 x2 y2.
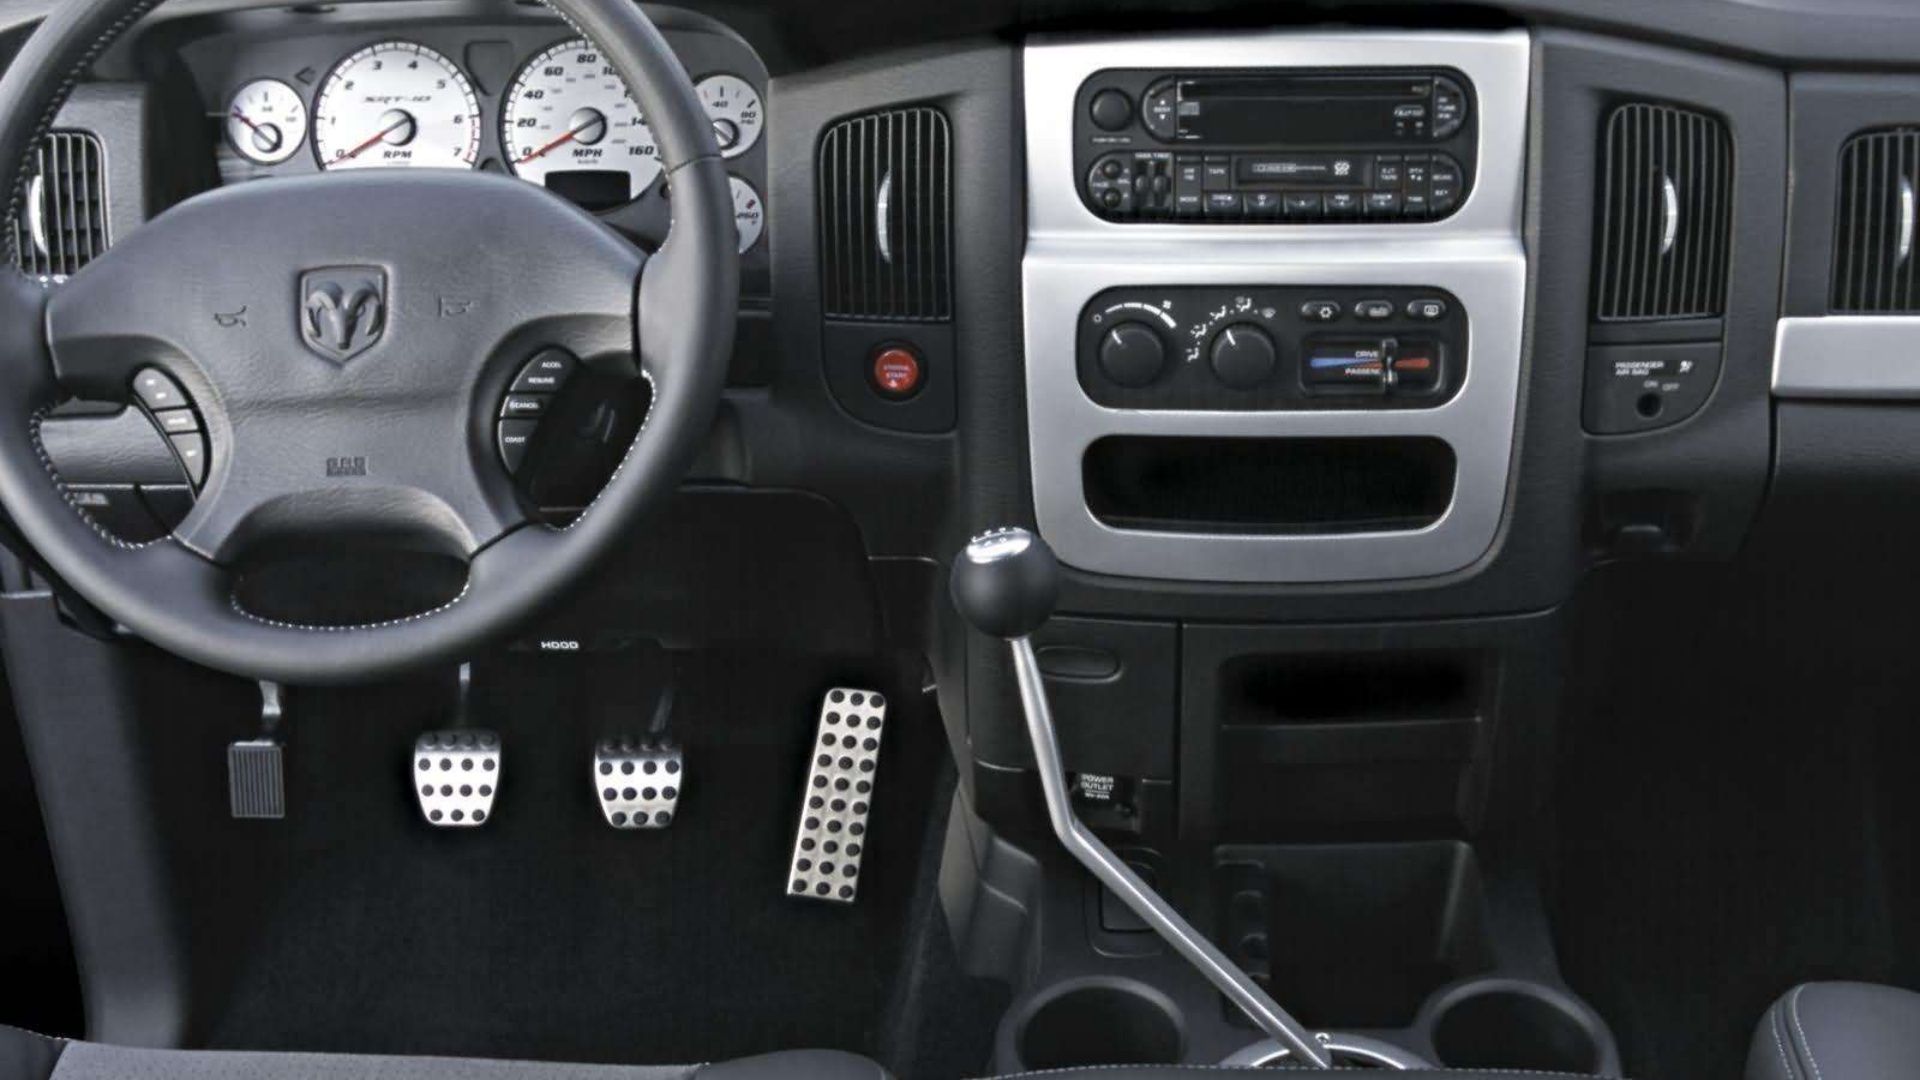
1407 298 1449 321
500 394 548 419
168 433 208 487
132 369 189 411
1354 299 1395 321
497 419 539 475
512 351 576 393
152 409 200 435
1300 300 1343 322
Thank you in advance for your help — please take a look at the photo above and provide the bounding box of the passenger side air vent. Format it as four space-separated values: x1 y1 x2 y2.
10 131 109 282
818 106 952 323
1592 102 1732 322
1831 127 1920 313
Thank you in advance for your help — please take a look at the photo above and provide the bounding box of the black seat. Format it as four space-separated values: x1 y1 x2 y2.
0 1029 887 1080
1748 982 1920 1080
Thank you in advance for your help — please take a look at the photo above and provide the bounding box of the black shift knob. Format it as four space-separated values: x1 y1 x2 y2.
950 527 1060 640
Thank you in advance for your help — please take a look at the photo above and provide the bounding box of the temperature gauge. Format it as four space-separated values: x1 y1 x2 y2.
731 176 764 254
696 74 763 159
225 79 307 166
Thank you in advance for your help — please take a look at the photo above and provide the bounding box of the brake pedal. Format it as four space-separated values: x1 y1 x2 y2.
787 688 888 904
413 729 500 827
594 738 683 829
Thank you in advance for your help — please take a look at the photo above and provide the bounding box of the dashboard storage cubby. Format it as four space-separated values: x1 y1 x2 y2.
1082 435 1455 536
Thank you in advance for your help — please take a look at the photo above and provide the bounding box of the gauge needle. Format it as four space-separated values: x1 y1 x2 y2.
515 117 605 165
229 108 262 134
343 115 413 161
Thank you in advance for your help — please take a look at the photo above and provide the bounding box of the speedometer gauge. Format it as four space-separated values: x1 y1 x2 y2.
504 40 659 203
313 42 481 171
696 74 763 159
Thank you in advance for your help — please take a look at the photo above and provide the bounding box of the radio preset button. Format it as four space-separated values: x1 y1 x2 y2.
1203 192 1243 217
1090 89 1134 132
1325 191 1362 216
1247 191 1285 217
1282 192 1323 218
1364 191 1403 217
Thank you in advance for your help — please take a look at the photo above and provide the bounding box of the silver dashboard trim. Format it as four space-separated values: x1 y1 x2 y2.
1773 316 1920 398
1021 31 1532 584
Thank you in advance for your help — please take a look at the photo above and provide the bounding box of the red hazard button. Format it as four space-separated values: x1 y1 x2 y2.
870 346 923 399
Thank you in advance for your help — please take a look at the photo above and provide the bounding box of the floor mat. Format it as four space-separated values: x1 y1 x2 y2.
1552 561 1919 1080
196 648 1003 1076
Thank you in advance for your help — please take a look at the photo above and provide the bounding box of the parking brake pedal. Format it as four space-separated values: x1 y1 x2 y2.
229 682 285 820
787 688 887 904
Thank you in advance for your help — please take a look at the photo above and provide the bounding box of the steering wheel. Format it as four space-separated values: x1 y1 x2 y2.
0 0 737 684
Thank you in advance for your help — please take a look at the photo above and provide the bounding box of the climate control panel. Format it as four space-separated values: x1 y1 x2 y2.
1077 286 1466 411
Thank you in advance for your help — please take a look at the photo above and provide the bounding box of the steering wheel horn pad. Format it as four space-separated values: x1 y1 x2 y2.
0 0 739 684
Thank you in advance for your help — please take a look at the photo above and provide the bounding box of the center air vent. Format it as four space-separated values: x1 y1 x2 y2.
10 131 109 282
818 106 952 322
1592 102 1732 322
1831 127 1920 313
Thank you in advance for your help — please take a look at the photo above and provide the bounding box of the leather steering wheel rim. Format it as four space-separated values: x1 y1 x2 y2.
0 0 738 685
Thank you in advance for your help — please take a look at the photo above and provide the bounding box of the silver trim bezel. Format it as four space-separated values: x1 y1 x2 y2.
1022 30 1532 584
1773 316 1920 399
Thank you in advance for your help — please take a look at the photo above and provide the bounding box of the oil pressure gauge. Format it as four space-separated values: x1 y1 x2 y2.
226 78 307 165
696 74 763 159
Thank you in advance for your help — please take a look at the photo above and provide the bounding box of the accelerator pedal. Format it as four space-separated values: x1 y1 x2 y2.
229 682 285 820
787 688 887 904
413 729 501 828
594 737 683 829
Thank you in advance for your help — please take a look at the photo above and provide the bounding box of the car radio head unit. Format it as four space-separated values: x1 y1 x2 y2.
1074 67 1477 224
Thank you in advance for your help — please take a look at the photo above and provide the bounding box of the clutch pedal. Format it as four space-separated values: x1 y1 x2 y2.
594 737 683 829
413 729 501 827
787 687 888 904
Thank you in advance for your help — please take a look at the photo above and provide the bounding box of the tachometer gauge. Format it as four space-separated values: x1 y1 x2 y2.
503 39 659 203
696 74 763 159
731 176 764 254
313 42 481 171
226 79 307 166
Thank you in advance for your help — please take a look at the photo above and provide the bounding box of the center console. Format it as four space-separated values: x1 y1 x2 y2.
1023 31 1530 584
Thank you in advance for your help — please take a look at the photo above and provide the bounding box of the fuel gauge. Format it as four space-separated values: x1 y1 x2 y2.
226 79 307 166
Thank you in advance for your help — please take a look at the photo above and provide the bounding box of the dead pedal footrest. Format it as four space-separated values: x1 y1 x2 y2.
413 729 501 828
594 737 684 829
787 688 887 903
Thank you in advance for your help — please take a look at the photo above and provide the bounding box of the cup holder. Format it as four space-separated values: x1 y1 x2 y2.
1420 977 1616 1075
1002 977 1185 1071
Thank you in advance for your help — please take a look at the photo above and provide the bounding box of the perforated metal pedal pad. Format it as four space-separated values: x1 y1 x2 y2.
594 737 683 829
787 688 887 903
413 730 500 828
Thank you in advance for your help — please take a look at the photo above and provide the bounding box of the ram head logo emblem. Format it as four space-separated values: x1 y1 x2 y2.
299 267 387 363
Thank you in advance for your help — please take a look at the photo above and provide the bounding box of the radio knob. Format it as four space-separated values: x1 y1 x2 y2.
1209 324 1278 389
1089 89 1134 132
1096 321 1167 388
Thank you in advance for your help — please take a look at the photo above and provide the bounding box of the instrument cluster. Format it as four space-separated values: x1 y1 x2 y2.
207 21 767 257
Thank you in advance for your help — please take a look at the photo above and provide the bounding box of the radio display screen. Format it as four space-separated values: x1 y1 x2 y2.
1175 75 1435 144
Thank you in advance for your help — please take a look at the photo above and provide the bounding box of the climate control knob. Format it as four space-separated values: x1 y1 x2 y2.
1209 324 1278 389
1096 321 1168 388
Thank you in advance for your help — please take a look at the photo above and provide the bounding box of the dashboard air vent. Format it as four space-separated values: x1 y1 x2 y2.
1592 102 1731 322
1831 127 1920 313
10 131 109 282
818 105 952 322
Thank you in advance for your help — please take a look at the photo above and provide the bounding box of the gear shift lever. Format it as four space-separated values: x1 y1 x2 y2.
950 527 1333 1070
